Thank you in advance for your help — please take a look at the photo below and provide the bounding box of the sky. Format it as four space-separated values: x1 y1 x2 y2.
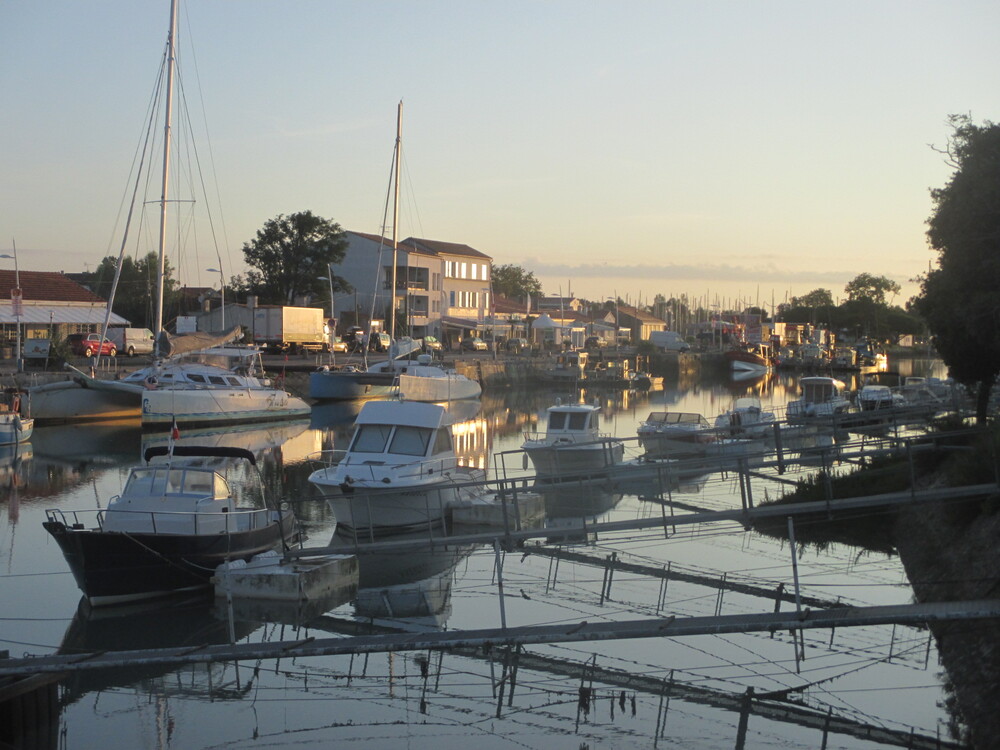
2 1 998 311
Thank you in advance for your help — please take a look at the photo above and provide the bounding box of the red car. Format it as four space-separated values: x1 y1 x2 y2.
68 333 117 358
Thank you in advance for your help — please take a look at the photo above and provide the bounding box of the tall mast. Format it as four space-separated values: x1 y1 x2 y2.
154 0 178 342
390 100 402 342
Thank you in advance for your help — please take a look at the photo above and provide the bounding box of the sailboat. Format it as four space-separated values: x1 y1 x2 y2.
30 0 310 429
309 102 481 404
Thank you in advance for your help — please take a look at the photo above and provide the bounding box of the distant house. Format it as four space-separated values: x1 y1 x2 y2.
0 269 128 349
613 304 668 343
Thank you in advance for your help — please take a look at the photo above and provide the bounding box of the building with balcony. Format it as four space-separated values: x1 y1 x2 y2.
330 232 493 344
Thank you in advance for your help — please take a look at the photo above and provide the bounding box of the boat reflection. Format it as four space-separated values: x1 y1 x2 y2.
330 533 477 629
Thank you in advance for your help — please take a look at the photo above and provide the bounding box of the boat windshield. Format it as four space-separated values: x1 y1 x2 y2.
125 467 227 498
389 426 433 456
351 424 393 453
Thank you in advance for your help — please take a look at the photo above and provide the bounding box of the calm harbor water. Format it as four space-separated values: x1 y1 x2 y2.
1 358 957 749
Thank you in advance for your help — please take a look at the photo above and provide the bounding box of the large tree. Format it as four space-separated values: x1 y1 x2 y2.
915 115 1000 421
844 273 901 306
491 263 542 301
241 211 350 305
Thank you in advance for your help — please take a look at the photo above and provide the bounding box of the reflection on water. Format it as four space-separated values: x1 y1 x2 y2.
1 357 960 749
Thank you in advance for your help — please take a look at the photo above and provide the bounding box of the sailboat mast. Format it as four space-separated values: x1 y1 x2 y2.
390 100 402 342
155 0 178 342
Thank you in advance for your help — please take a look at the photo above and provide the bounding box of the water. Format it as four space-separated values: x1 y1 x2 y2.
1 357 959 749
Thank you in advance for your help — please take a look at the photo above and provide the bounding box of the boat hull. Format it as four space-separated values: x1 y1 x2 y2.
27 380 141 424
523 441 625 479
398 372 481 402
140 389 310 428
0 416 33 445
309 370 397 400
42 514 297 606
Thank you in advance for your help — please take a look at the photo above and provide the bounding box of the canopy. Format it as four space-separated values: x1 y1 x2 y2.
0 304 129 326
531 314 559 329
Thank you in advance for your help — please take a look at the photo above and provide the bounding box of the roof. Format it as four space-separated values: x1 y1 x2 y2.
0 304 129 325
0 270 107 304
616 303 665 325
403 237 492 261
347 231 430 257
355 400 446 430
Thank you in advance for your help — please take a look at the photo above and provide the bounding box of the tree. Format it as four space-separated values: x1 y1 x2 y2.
86 252 178 328
915 115 1000 421
844 273 901 306
491 263 542 301
241 211 350 306
790 288 834 308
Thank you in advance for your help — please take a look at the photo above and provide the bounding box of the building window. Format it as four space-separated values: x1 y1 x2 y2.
449 291 455 307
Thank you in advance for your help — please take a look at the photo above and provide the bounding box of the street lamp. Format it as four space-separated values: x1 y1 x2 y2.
0 249 21 373
206 267 224 330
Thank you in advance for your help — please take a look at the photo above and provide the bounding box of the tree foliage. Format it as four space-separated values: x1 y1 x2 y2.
790 288 834 308
491 263 542 301
915 115 1000 421
86 252 178 328
844 273 901 306
241 211 350 306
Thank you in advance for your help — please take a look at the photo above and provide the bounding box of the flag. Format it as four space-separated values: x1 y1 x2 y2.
171 418 180 441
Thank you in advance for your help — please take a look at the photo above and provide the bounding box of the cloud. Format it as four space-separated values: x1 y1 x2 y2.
522 259 854 285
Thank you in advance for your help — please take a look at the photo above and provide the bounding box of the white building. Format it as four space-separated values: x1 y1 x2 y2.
330 232 493 343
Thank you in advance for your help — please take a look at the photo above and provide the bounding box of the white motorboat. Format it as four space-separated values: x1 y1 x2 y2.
786 376 851 420
714 397 777 438
521 400 625 478
393 354 481 401
856 384 905 412
43 445 299 606
308 400 486 535
637 411 716 458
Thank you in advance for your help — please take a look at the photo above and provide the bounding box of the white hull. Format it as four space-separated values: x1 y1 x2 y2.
141 388 310 427
27 380 142 423
398 371 481 402
523 441 624 477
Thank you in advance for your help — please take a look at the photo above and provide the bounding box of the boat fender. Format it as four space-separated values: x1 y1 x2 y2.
339 481 354 494
144 375 158 390
12 415 21 432
11 395 20 414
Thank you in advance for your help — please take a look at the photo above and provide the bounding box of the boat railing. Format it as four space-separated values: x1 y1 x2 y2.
307 449 348 469
338 455 461 485
521 430 619 446
45 506 276 535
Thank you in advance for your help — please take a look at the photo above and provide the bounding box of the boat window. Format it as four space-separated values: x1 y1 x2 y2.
226 377 241 386
432 428 453 455
548 412 567 430
209 376 227 385
567 412 588 431
182 470 215 495
389 426 432 456
188 374 206 383
214 474 230 499
351 424 393 453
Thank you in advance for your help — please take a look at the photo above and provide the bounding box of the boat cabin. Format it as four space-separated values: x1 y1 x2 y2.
799 376 846 404
103 465 236 535
543 402 602 440
339 402 456 481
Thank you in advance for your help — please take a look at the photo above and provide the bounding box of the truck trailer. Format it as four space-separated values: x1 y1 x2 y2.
252 306 327 353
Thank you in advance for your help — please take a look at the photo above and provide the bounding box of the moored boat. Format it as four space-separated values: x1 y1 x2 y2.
786 376 850 420
714 396 776 438
637 411 715 458
521 399 625 478
42 445 299 606
308 400 486 535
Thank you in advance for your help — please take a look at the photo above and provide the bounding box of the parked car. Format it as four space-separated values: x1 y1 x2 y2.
68 333 117 358
506 337 529 353
461 337 488 352
367 332 391 352
330 336 348 353
422 335 443 352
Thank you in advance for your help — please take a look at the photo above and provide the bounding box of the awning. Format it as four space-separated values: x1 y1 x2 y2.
0 304 130 326
440 315 481 330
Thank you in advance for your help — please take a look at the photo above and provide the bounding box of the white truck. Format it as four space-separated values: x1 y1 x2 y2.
253 306 327 353
648 330 690 352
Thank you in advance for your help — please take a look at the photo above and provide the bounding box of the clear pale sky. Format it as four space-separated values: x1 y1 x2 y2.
2 1 997 311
